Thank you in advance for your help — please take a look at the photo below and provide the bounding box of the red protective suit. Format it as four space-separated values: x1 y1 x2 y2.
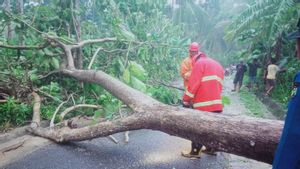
183 53 224 112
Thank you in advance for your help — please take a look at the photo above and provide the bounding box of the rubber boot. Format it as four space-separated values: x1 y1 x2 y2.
231 84 237 92
181 142 203 159
202 146 217 156
236 83 240 93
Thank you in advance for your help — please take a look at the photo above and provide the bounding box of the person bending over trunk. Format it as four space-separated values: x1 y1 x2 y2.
182 51 224 159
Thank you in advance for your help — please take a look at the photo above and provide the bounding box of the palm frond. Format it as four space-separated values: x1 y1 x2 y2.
267 0 295 41
226 0 297 42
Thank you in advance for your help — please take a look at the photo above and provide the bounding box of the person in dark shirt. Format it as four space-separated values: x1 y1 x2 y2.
247 58 260 91
232 60 247 92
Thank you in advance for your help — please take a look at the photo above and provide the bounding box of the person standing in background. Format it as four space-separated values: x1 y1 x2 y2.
265 58 280 96
232 60 247 92
247 58 260 91
180 42 199 89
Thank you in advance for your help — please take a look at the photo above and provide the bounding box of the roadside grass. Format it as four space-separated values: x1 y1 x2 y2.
238 88 266 118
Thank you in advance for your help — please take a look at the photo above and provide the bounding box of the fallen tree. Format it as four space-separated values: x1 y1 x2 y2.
6 35 282 164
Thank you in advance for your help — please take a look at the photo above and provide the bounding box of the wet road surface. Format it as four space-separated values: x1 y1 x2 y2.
2 130 229 169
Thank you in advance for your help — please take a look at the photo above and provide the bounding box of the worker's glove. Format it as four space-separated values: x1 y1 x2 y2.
184 71 191 79
182 101 191 108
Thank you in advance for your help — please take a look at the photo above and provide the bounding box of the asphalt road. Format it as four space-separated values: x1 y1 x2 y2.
2 130 229 169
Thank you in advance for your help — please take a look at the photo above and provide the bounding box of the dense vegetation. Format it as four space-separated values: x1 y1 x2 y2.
226 0 300 105
0 0 299 128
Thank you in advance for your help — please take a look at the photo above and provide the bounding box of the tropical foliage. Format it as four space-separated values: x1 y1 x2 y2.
225 0 300 105
0 0 299 127
0 0 186 127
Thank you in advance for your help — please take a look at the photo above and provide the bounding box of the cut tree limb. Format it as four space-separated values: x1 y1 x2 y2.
119 106 130 143
31 92 41 128
124 131 129 143
0 100 7 103
108 135 119 144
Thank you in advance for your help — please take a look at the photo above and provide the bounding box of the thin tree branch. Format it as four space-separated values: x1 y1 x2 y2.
38 70 62 79
50 100 68 130
60 104 101 120
88 47 103 69
0 42 49 50
36 89 63 103
3 9 45 35
107 135 119 144
124 41 131 69
69 38 117 49
150 80 184 91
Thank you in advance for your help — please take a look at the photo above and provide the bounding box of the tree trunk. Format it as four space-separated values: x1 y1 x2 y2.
28 69 283 165
16 0 24 46
4 0 12 42
73 0 83 69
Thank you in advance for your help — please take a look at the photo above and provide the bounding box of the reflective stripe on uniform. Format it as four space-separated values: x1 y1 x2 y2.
202 75 223 85
193 99 222 108
185 90 194 98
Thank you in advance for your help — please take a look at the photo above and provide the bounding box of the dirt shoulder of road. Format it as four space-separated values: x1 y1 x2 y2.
0 123 51 168
223 77 272 169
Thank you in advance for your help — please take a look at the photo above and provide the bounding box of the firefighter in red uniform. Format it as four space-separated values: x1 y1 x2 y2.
181 51 224 158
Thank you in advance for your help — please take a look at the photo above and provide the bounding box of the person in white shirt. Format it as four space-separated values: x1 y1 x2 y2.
265 58 280 96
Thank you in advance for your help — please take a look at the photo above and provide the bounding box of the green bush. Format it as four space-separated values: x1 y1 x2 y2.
272 58 300 105
0 97 32 126
147 86 180 104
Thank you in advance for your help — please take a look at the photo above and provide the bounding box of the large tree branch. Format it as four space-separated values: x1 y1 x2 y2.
45 36 117 70
62 69 160 108
28 113 146 142
28 68 283 164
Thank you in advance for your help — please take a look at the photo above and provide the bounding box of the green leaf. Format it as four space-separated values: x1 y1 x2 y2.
44 48 54 56
129 61 147 81
222 96 231 106
117 59 125 73
51 58 60 69
130 76 146 92
119 24 136 41
122 69 131 84
30 74 38 81
94 109 104 118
